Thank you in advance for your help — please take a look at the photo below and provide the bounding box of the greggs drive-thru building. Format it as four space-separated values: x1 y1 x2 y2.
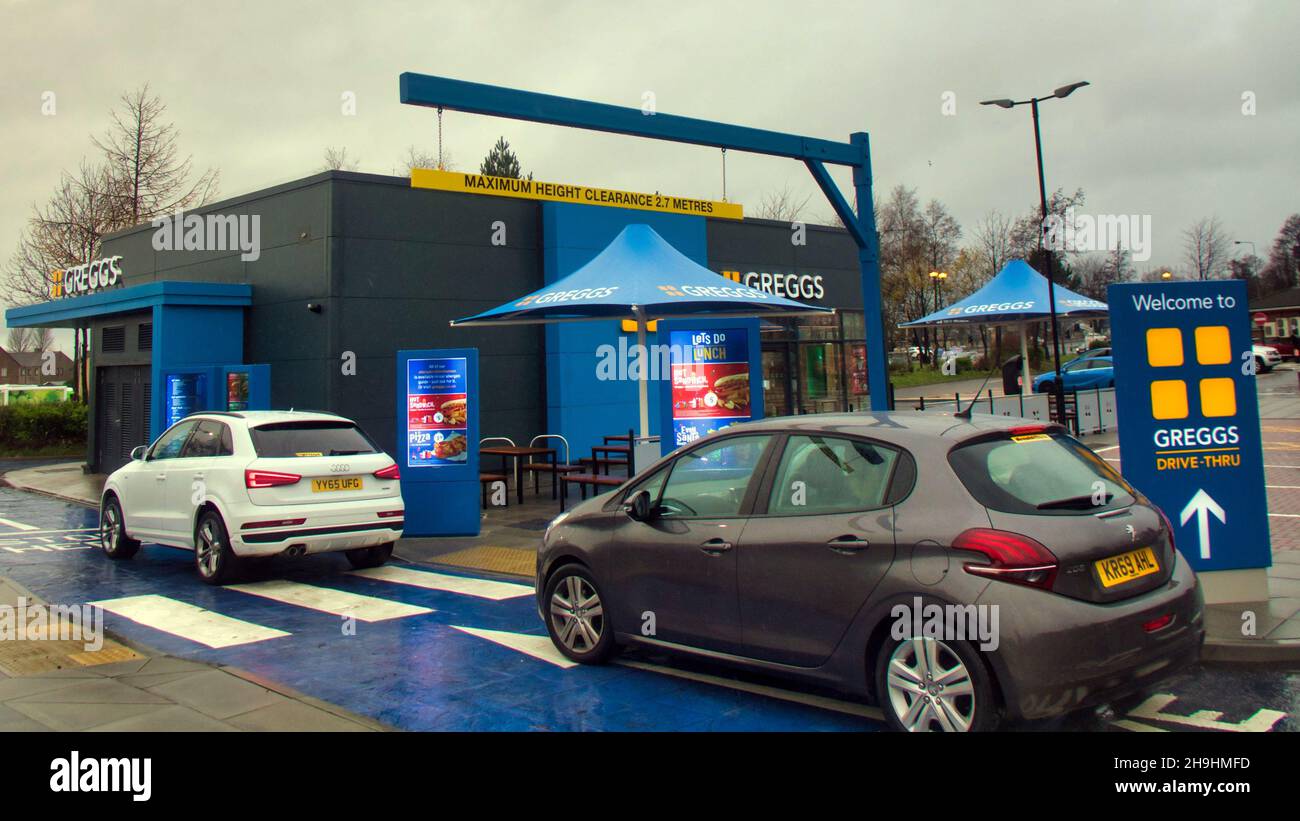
6 169 871 476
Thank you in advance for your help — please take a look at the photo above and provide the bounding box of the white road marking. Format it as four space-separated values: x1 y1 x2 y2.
350 566 532 600
1269 513 1300 518
1111 718 1168 732
450 625 577 668
1266 485 1300 489
1127 693 1286 732
92 594 289 648
0 517 39 531
226 580 432 622
0 527 98 535
1093 445 1121 453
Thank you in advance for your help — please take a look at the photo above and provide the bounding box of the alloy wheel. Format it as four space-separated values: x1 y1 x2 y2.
549 575 604 654
885 637 977 732
196 520 221 578
100 505 119 553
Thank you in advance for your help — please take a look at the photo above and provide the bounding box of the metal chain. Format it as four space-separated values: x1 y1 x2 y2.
437 107 444 170
717 147 728 200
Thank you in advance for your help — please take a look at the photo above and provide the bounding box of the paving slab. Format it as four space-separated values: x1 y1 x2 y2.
146 669 288 721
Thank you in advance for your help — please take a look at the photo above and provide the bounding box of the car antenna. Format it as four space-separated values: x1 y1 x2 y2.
955 355 1021 421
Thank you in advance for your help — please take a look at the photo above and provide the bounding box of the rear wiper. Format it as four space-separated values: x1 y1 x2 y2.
1036 493 1111 511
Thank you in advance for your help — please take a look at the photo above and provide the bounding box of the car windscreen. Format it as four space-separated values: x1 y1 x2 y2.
948 431 1136 515
249 421 379 458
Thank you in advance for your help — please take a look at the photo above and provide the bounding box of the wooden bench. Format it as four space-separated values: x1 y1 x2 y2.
521 462 584 499
578 456 629 476
560 473 625 511
479 473 508 508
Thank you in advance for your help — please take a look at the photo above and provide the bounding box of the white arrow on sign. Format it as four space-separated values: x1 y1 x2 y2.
1179 488 1226 560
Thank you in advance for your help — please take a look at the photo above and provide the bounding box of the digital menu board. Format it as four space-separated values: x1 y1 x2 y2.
165 372 206 427
406 356 469 467
668 329 751 448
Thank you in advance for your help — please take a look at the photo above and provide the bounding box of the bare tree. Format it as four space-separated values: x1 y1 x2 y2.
1182 216 1231 281
323 146 360 172
6 327 37 352
753 184 812 222
93 84 218 224
397 145 446 175
973 210 1014 279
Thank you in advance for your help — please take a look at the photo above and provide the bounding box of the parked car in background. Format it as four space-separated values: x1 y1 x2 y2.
1254 344 1282 373
99 410 404 584
1033 355 1114 393
536 413 1203 732
1070 345 1111 361
1263 337 1299 362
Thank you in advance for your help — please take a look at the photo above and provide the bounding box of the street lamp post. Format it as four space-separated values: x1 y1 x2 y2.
929 270 947 360
981 80 1089 426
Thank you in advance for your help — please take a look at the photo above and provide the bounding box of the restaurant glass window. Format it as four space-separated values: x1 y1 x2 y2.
761 348 791 418
799 342 843 414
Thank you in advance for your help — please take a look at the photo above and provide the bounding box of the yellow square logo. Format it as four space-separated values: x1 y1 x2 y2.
1195 325 1232 365
1150 379 1188 420
1145 327 1183 367
1199 377 1236 417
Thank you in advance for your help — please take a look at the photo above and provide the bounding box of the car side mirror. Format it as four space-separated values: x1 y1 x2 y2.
622 489 652 522
131 446 147 461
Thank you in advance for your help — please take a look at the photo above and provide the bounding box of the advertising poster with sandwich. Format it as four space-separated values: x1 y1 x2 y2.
407 357 469 467
669 329 751 448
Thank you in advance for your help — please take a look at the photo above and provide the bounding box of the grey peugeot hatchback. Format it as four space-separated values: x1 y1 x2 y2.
536 412 1204 732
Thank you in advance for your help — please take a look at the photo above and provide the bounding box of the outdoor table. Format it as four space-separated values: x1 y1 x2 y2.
480 446 556 505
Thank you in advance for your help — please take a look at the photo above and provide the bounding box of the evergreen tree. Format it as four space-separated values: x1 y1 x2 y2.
479 137 529 179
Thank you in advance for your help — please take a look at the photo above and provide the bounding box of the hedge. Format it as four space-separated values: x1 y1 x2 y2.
0 402 87 450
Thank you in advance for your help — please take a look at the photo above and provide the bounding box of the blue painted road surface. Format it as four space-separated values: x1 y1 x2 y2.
0 486 1293 732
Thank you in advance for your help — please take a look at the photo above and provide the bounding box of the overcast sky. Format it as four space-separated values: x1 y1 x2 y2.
4 0 1298 348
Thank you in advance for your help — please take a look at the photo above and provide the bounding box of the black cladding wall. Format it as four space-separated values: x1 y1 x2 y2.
99 171 863 459
100 171 548 457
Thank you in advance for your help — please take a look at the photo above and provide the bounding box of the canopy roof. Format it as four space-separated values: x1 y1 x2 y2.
451 223 830 326
900 259 1107 328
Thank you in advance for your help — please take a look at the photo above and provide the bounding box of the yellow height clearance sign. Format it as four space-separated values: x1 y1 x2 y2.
410 168 743 221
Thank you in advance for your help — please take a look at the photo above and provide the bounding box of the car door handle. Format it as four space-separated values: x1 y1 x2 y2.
155 473 166 481
826 535 869 554
699 538 734 556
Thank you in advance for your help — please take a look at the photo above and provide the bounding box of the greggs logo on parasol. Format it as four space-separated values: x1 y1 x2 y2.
515 287 620 307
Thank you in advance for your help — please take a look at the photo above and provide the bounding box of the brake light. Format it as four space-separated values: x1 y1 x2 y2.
1007 424 1049 436
373 464 401 481
953 528 1059 590
245 469 301 489
377 510 404 519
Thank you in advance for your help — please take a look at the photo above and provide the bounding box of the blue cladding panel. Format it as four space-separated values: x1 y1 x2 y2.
151 304 245 438
542 204 706 461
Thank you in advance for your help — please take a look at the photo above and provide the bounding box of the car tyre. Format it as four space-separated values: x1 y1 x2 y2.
99 496 140 560
544 564 614 664
345 542 393 569
874 633 999 732
194 509 239 585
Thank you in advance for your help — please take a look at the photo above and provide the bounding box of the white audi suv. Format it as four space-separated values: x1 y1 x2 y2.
99 410 405 584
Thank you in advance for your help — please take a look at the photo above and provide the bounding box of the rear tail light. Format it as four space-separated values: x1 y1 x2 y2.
245 469 302 489
373 464 401 481
953 528 1059 590
377 510 404 519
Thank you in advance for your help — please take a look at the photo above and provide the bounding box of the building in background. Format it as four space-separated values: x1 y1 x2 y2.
0 347 74 385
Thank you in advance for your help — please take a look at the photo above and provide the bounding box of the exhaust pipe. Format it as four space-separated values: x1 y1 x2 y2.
283 544 307 558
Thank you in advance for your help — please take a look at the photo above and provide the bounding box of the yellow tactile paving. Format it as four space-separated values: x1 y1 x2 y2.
431 545 536 578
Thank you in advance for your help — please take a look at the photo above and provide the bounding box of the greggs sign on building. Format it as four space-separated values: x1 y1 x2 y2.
50 256 124 299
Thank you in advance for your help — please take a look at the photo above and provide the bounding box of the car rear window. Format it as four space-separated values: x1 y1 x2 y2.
249 421 379 458
948 431 1135 516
